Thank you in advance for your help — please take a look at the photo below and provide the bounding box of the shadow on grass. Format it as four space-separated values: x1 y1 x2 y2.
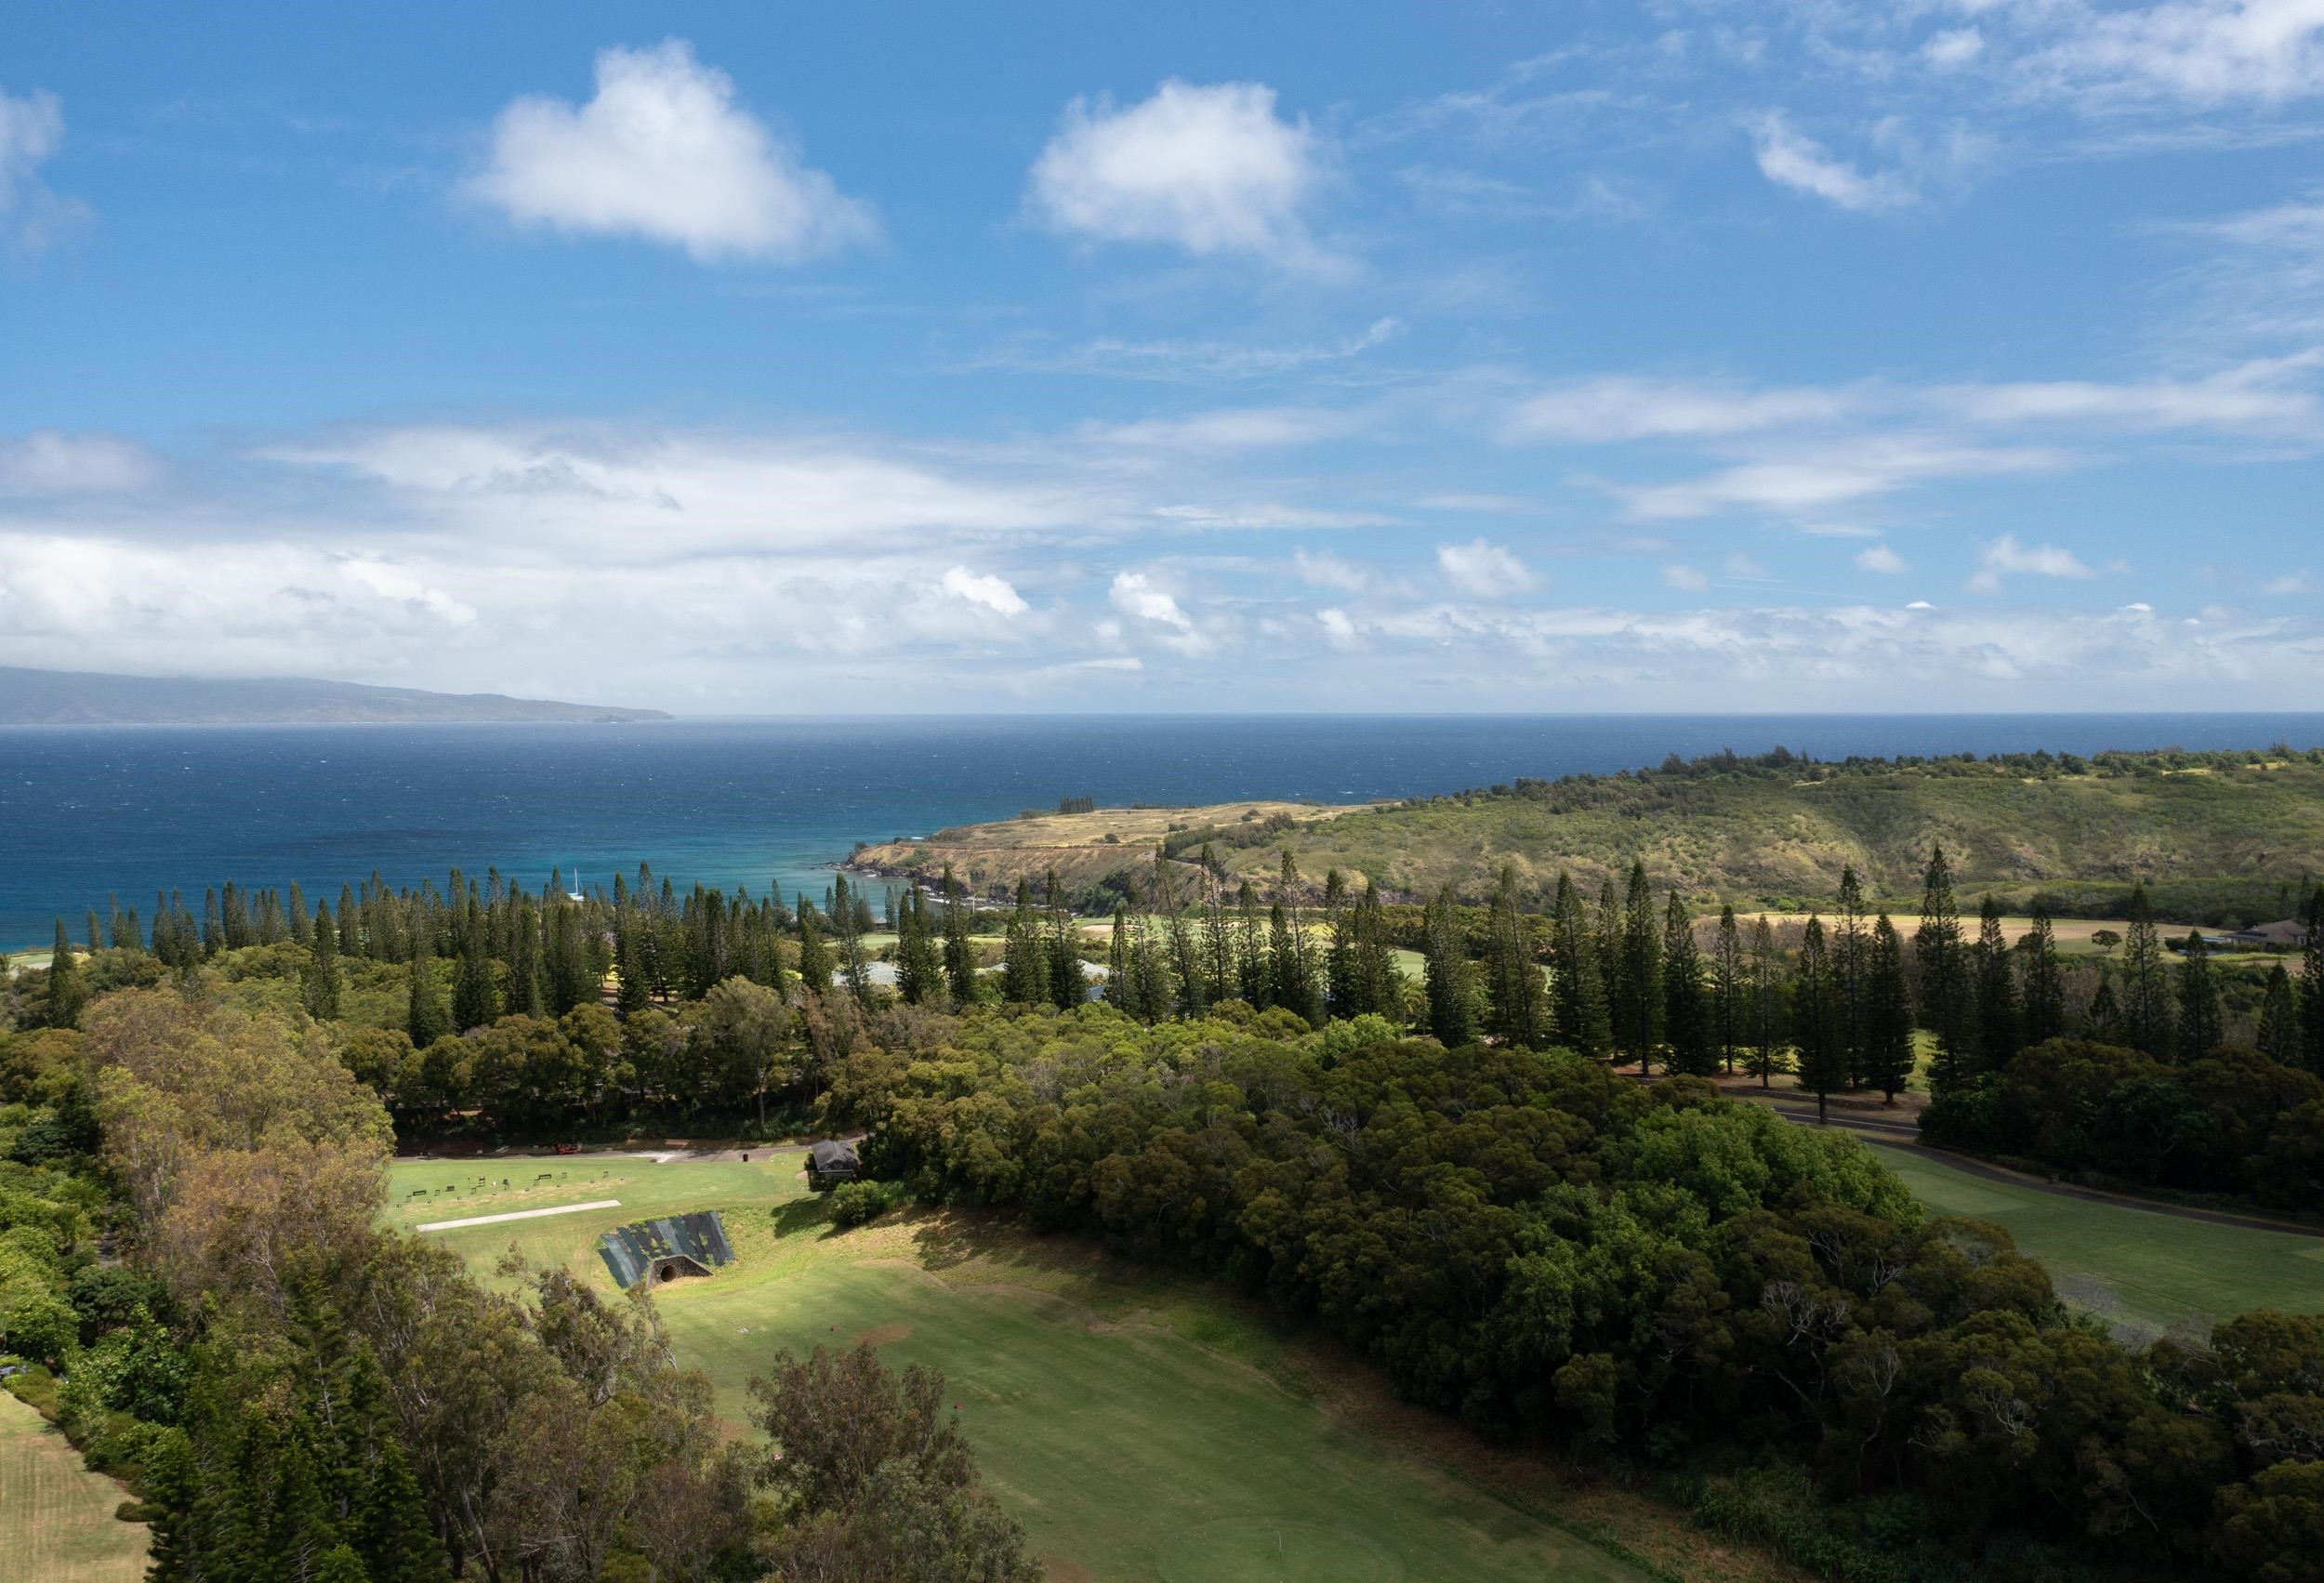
772 1195 834 1240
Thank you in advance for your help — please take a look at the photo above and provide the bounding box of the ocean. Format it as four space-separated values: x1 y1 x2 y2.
5 713 2322 948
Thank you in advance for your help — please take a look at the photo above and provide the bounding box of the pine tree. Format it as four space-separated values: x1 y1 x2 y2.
830 873 870 1005
2258 963 2299 1066
405 932 449 1049
302 904 342 1022
897 889 943 1006
1711 904 1744 1075
1234 879 1268 1008
1157 846 1206 1020
941 865 979 1009
1354 878 1403 1022
1000 877 1049 1006
1325 868 1357 1020
1835 866 1869 1087
2086 965 2122 1044
1915 845 1970 1094
451 900 498 1032
1793 916 1845 1121
1616 860 1663 1075
1746 917 1785 1087
796 896 833 995
1044 869 1085 1010
1863 914 1915 1101
46 917 84 1030
1274 851 1324 1025
1550 872 1612 1059
2121 883 2174 1059
1200 845 1235 1006
2176 934 2223 1061
1971 894 2018 1072
614 910 650 1017
508 896 546 1018
1663 893 1714 1075
1485 864 1545 1049
1104 907 1132 1011
1421 887 1472 1047
2298 885 2324 1076
2017 904 2067 1048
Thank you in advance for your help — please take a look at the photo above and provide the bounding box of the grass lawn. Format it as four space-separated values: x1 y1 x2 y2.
390 1153 1784 1583
0 1391 148 1583
1867 1143 2324 1339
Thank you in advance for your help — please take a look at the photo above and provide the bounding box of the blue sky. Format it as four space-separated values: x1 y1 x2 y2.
2 2 2321 711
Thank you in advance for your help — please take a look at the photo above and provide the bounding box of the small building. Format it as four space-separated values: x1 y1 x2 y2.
2230 919 2307 950
808 1139 862 1191
597 1209 735 1290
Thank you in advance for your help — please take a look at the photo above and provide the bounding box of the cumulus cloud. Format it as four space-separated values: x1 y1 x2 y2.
1855 544 1910 574
1317 607 1359 649
464 41 875 262
1107 569 1214 654
1028 79 1337 270
940 565 1029 617
2022 0 2324 107
1923 29 1987 70
1969 534 2099 592
0 86 87 245
1749 112 1917 213
1435 538 1536 597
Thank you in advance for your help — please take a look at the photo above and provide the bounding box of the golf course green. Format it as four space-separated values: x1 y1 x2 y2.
389 1151 1702 1582
1867 1143 2324 1338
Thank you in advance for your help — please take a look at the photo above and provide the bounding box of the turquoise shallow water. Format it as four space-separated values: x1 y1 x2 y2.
5 712 2319 946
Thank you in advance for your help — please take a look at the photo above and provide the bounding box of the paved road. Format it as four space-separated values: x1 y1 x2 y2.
1746 1094 2324 1238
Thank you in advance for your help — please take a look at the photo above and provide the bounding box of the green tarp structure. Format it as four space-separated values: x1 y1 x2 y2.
597 1209 735 1290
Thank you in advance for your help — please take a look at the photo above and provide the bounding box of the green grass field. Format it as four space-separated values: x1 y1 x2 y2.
0 1391 148 1583
1867 1143 2324 1339
388 1152 1772 1582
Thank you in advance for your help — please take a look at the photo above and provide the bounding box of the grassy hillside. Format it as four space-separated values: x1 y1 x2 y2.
858 746 2324 919
0 1392 148 1583
391 1154 1788 1583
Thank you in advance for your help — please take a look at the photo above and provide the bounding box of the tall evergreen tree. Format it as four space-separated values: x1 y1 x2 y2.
1274 851 1323 1025
1747 917 1783 1087
613 909 650 1017
1158 846 1207 1020
302 904 342 1022
1835 866 1869 1087
1104 907 1133 1013
1421 887 1472 1047
46 917 84 1030
1711 904 1744 1076
1616 859 1664 1075
451 900 498 1032
830 872 870 1006
2298 884 2324 1076
1485 864 1546 1049
2086 965 2123 1044
1971 894 2018 1072
1550 872 1612 1060
1915 845 1970 1094
1793 916 1845 1121
1662 893 1713 1075
1353 877 1403 1022
1000 877 1049 1006
1044 868 1085 1010
508 895 546 1019
1863 914 1915 1102
2017 904 2067 1048
2176 933 2223 1061
1199 845 1235 1007
2121 882 2174 1059
2258 963 2299 1066
796 894 833 996
1324 868 1357 1020
941 865 979 1009
405 930 449 1049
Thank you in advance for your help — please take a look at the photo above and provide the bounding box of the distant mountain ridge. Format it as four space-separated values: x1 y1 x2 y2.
0 666 672 725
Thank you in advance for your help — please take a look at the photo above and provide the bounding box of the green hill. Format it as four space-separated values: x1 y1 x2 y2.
857 745 2324 920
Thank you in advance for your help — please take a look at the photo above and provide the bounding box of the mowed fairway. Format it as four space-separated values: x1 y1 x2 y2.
391 1153 1669 1583
0 1390 148 1583
1868 1143 2324 1338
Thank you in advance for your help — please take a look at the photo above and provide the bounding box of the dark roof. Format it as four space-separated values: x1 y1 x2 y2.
597 1209 735 1289
2238 919 2307 946
810 1139 860 1171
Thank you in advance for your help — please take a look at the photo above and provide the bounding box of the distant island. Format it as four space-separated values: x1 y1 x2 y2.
0 666 672 725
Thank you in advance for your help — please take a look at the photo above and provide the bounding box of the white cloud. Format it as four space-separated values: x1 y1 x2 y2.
1317 607 1359 649
464 41 875 262
0 86 86 246
1969 534 2100 592
1293 547 1372 593
1108 570 1214 654
2023 0 2324 107
1749 112 1917 213
1662 562 1710 590
1505 376 1855 442
1855 544 1911 574
1436 537 1537 597
940 565 1029 617
1028 80 1337 270
1618 439 2064 520
1923 29 1987 70
2263 569 2312 593
1028 317 1401 379
0 430 158 495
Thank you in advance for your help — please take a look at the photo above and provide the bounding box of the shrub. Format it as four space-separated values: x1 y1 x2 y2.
827 1179 907 1229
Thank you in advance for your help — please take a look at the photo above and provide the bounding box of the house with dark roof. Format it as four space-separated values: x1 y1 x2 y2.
809 1139 862 1190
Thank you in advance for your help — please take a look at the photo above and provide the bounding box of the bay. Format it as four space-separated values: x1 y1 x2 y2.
5 712 2321 948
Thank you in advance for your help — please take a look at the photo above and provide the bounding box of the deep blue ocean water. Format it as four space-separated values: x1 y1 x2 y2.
6 713 2322 948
